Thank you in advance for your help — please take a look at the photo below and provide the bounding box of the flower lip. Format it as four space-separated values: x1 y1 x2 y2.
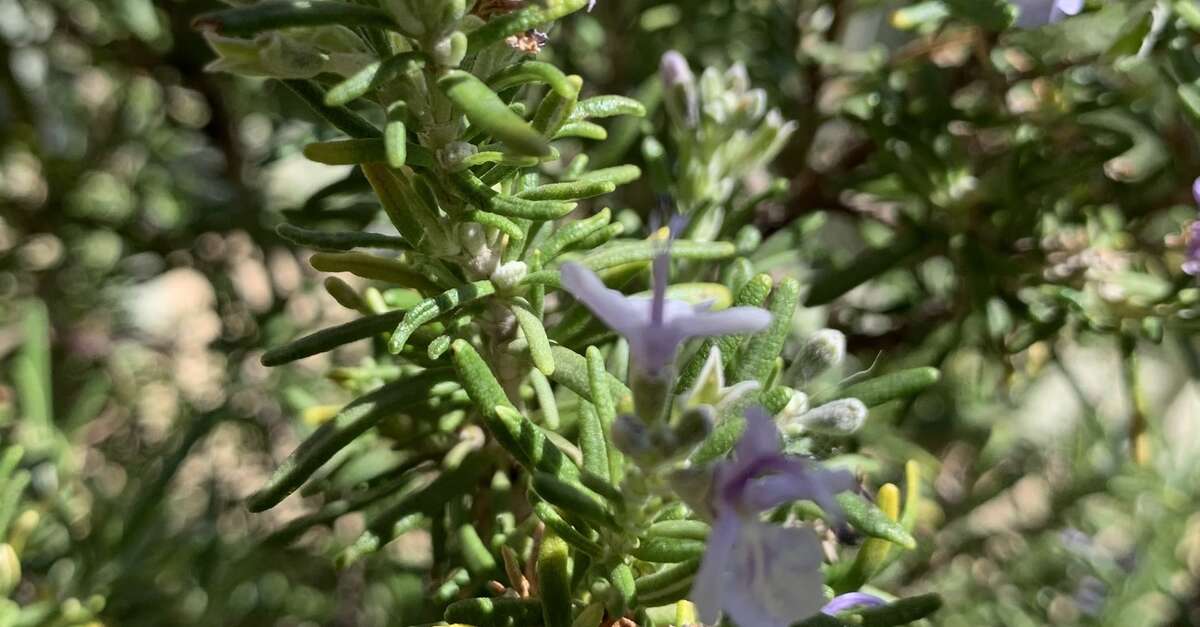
820 592 887 615
558 260 771 376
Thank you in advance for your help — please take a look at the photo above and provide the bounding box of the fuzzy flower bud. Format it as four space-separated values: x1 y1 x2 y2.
786 398 868 437
791 329 846 383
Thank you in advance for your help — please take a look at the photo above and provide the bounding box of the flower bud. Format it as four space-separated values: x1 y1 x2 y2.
660 51 697 128
672 405 714 451
0 543 19 596
791 329 846 383
490 261 527 291
787 398 868 436
611 414 655 461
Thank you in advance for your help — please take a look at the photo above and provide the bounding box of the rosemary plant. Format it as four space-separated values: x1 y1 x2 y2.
190 1 945 626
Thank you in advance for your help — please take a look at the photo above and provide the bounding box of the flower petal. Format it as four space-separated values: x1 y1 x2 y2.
668 306 772 341
734 406 783 461
821 592 887 615
722 522 826 627
743 464 857 516
560 262 645 337
690 512 741 625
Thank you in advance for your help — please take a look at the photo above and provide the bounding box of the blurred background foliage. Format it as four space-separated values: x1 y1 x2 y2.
2 0 1200 625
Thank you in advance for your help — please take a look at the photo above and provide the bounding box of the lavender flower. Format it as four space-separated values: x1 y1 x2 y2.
689 408 857 627
820 592 886 615
1184 178 1200 276
1013 0 1083 28
559 254 771 377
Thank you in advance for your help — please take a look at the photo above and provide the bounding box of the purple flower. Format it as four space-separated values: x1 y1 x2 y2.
688 408 857 627
559 254 771 377
1013 0 1083 27
821 592 886 615
1185 178 1200 276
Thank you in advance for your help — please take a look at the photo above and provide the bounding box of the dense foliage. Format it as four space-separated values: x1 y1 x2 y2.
3 1 1200 626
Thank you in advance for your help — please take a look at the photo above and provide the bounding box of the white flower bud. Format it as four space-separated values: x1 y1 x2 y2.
490 261 527 291
791 329 846 383
787 398 868 436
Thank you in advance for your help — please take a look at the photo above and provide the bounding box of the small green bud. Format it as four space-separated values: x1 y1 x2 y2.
431 31 468 67
0 544 19 596
787 398 868 436
612 414 655 462
671 405 714 452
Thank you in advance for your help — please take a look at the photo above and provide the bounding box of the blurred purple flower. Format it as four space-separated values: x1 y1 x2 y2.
821 592 886 615
1185 178 1200 276
688 408 857 627
560 254 771 377
1013 0 1083 27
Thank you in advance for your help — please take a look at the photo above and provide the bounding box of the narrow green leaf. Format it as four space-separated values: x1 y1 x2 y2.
310 252 440 292
439 69 549 156
451 341 579 480
607 563 637 617
389 281 496 354
532 500 603 557
385 111 407 168
533 74 582 137
554 121 607 141
303 138 435 168
646 520 709 541
280 79 378 139
459 522 499 578
538 534 573 627
453 171 577 220
547 345 632 409
570 95 647 121
325 52 424 106
586 346 622 482
836 491 916 550
261 309 407 367
530 369 560 430
631 537 706 563
193 1 395 37
812 367 940 407
531 472 618 530
533 209 612 262
466 210 527 241
634 559 702 604
730 277 800 383
488 61 575 98
579 240 735 272
518 181 616 202
277 223 409 252
571 164 642 186
247 370 448 511
514 303 555 376
577 402 609 482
